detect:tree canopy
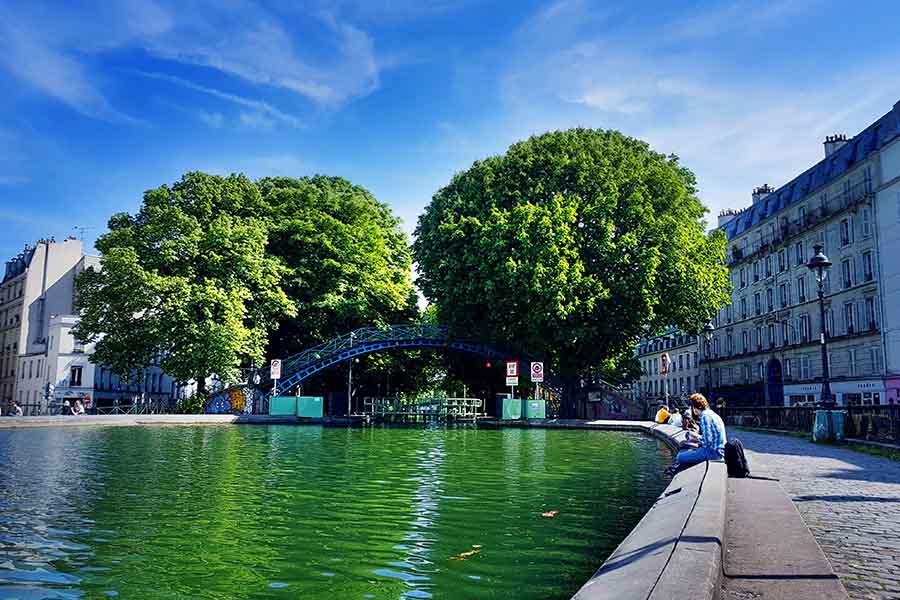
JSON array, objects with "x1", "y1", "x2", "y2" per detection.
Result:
[
  {"x1": 414, "y1": 128, "x2": 730, "y2": 384},
  {"x1": 258, "y1": 175, "x2": 417, "y2": 356},
  {"x1": 75, "y1": 172, "x2": 419, "y2": 394},
  {"x1": 75, "y1": 172, "x2": 294, "y2": 390}
]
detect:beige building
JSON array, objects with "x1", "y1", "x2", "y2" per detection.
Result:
[
  {"x1": 632, "y1": 328, "x2": 702, "y2": 410},
  {"x1": 706, "y1": 99, "x2": 900, "y2": 407}
]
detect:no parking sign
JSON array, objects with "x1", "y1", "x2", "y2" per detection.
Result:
[{"x1": 530, "y1": 362, "x2": 544, "y2": 382}]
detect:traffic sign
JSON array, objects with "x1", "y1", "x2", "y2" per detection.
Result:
[
  {"x1": 270, "y1": 359, "x2": 282, "y2": 380},
  {"x1": 506, "y1": 376, "x2": 519, "y2": 386},
  {"x1": 506, "y1": 361, "x2": 518, "y2": 377},
  {"x1": 530, "y1": 362, "x2": 544, "y2": 382}
]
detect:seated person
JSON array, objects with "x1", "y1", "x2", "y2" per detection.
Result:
[
  {"x1": 665, "y1": 393, "x2": 727, "y2": 475},
  {"x1": 654, "y1": 404, "x2": 670, "y2": 424},
  {"x1": 667, "y1": 410, "x2": 683, "y2": 428}
]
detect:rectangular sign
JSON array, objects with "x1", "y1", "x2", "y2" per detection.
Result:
[
  {"x1": 270, "y1": 359, "x2": 282, "y2": 380},
  {"x1": 506, "y1": 376, "x2": 519, "y2": 386},
  {"x1": 530, "y1": 362, "x2": 544, "y2": 382},
  {"x1": 506, "y1": 361, "x2": 518, "y2": 377}
]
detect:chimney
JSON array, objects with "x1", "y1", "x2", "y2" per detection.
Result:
[
  {"x1": 718, "y1": 208, "x2": 740, "y2": 228},
  {"x1": 751, "y1": 184, "x2": 774, "y2": 205},
  {"x1": 824, "y1": 134, "x2": 848, "y2": 158}
]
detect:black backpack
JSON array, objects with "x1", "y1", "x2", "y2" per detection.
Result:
[{"x1": 724, "y1": 438, "x2": 750, "y2": 478}]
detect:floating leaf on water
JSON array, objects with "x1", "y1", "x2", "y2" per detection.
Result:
[{"x1": 450, "y1": 549, "x2": 480, "y2": 561}]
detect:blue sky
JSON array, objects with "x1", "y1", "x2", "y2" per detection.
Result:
[{"x1": 1, "y1": 0, "x2": 899, "y2": 262}]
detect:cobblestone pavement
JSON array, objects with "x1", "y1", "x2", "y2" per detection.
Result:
[{"x1": 736, "y1": 430, "x2": 900, "y2": 600}]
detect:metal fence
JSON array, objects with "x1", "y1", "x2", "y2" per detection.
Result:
[{"x1": 724, "y1": 405, "x2": 900, "y2": 444}]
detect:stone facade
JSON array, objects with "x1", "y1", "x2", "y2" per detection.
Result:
[
  {"x1": 631, "y1": 328, "x2": 702, "y2": 410},
  {"x1": 705, "y1": 99, "x2": 900, "y2": 407}
]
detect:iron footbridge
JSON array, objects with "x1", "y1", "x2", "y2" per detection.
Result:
[{"x1": 257, "y1": 323, "x2": 527, "y2": 396}]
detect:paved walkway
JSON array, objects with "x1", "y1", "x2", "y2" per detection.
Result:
[{"x1": 736, "y1": 430, "x2": 900, "y2": 600}]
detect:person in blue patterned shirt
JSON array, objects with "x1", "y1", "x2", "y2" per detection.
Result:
[{"x1": 665, "y1": 393, "x2": 727, "y2": 476}]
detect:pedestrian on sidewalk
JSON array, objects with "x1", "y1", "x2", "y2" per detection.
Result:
[
  {"x1": 11, "y1": 401, "x2": 23, "y2": 417},
  {"x1": 665, "y1": 393, "x2": 727, "y2": 476}
]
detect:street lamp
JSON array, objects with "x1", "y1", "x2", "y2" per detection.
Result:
[
  {"x1": 806, "y1": 243, "x2": 834, "y2": 409},
  {"x1": 703, "y1": 321, "x2": 715, "y2": 401}
]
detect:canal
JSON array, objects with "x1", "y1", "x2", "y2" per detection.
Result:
[{"x1": 0, "y1": 426, "x2": 671, "y2": 599}]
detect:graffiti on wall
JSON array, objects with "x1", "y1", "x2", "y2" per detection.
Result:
[{"x1": 206, "y1": 386, "x2": 252, "y2": 414}]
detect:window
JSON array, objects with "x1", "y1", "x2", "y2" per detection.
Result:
[
  {"x1": 840, "y1": 218, "x2": 852, "y2": 246},
  {"x1": 795, "y1": 241, "x2": 805, "y2": 266},
  {"x1": 741, "y1": 298, "x2": 748, "y2": 320},
  {"x1": 797, "y1": 276, "x2": 807, "y2": 302},
  {"x1": 801, "y1": 355, "x2": 811, "y2": 379},
  {"x1": 726, "y1": 305, "x2": 733, "y2": 324},
  {"x1": 758, "y1": 362, "x2": 765, "y2": 381},
  {"x1": 727, "y1": 334, "x2": 734, "y2": 355},
  {"x1": 754, "y1": 293, "x2": 761, "y2": 315},
  {"x1": 779, "y1": 283, "x2": 789, "y2": 307},
  {"x1": 70, "y1": 366, "x2": 83, "y2": 387},
  {"x1": 765, "y1": 256, "x2": 773, "y2": 278},
  {"x1": 871, "y1": 348, "x2": 881, "y2": 373},
  {"x1": 766, "y1": 288, "x2": 774, "y2": 312},
  {"x1": 781, "y1": 321, "x2": 790, "y2": 345},
  {"x1": 740, "y1": 268, "x2": 746, "y2": 288},
  {"x1": 841, "y1": 259, "x2": 853, "y2": 289},
  {"x1": 755, "y1": 327, "x2": 762, "y2": 350},
  {"x1": 862, "y1": 207, "x2": 872, "y2": 237},
  {"x1": 785, "y1": 357, "x2": 794, "y2": 378},
  {"x1": 768, "y1": 323, "x2": 776, "y2": 348},
  {"x1": 849, "y1": 349, "x2": 857, "y2": 377},
  {"x1": 826, "y1": 308, "x2": 834, "y2": 337},
  {"x1": 865, "y1": 297, "x2": 876, "y2": 329},
  {"x1": 753, "y1": 261, "x2": 760, "y2": 282},
  {"x1": 742, "y1": 331, "x2": 750, "y2": 353},
  {"x1": 713, "y1": 338, "x2": 720, "y2": 356},
  {"x1": 863, "y1": 251, "x2": 873, "y2": 282},
  {"x1": 844, "y1": 302, "x2": 855, "y2": 335},
  {"x1": 798, "y1": 206, "x2": 807, "y2": 227},
  {"x1": 778, "y1": 250, "x2": 786, "y2": 272},
  {"x1": 800, "y1": 315, "x2": 811, "y2": 342},
  {"x1": 678, "y1": 354, "x2": 684, "y2": 370},
  {"x1": 28, "y1": 361, "x2": 32, "y2": 379}
]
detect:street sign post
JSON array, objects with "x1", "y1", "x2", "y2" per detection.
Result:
[
  {"x1": 660, "y1": 352, "x2": 670, "y2": 408},
  {"x1": 271, "y1": 359, "x2": 282, "y2": 395},
  {"x1": 505, "y1": 361, "x2": 519, "y2": 397},
  {"x1": 530, "y1": 362, "x2": 544, "y2": 382}
]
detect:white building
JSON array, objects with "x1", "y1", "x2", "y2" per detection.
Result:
[
  {"x1": 9, "y1": 243, "x2": 182, "y2": 414},
  {"x1": 706, "y1": 99, "x2": 900, "y2": 407},
  {"x1": 874, "y1": 101, "x2": 900, "y2": 404},
  {"x1": 2, "y1": 237, "x2": 84, "y2": 413}
]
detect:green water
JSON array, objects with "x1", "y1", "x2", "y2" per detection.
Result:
[{"x1": 0, "y1": 426, "x2": 671, "y2": 599}]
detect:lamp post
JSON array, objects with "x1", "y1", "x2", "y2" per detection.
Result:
[
  {"x1": 703, "y1": 321, "x2": 715, "y2": 402},
  {"x1": 806, "y1": 243, "x2": 834, "y2": 409}
]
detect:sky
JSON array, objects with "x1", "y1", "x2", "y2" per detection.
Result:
[{"x1": 1, "y1": 0, "x2": 900, "y2": 263}]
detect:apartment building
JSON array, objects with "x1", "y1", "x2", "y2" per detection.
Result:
[
  {"x1": 705, "y1": 99, "x2": 900, "y2": 407},
  {"x1": 1, "y1": 237, "x2": 84, "y2": 413},
  {"x1": 6, "y1": 240, "x2": 183, "y2": 414},
  {"x1": 632, "y1": 328, "x2": 702, "y2": 409}
]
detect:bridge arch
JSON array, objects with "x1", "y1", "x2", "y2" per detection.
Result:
[{"x1": 257, "y1": 324, "x2": 535, "y2": 396}]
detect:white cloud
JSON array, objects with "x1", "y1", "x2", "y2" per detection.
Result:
[
  {"x1": 0, "y1": 1, "x2": 381, "y2": 123},
  {"x1": 442, "y1": 0, "x2": 900, "y2": 223},
  {"x1": 137, "y1": 71, "x2": 303, "y2": 129},
  {"x1": 197, "y1": 110, "x2": 224, "y2": 128}
]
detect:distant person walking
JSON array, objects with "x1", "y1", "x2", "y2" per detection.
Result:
[{"x1": 665, "y1": 393, "x2": 726, "y2": 476}]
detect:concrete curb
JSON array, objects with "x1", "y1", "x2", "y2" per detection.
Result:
[{"x1": 569, "y1": 422, "x2": 726, "y2": 600}]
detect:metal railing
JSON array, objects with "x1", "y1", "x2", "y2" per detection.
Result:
[{"x1": 724, "y1": 405, "x2": 900, "y2": 444}]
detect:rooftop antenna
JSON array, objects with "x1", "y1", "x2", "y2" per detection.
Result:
[{"x1": 73, "y1": 226, "x2": 95, "y2": 241}]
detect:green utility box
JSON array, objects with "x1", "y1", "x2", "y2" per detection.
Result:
[
  {"x1": 296, "y1": 396, "x2": 324, "y2": 418},
  {"x1": 523, "y1": 399, "x2": 547, "y2": 419},
  {"x1": 497, "y1": 396, "x2": 522, "y2": 420},
  {"x1": 269, "y1": 396, "x2": 297, "y2": 416}
]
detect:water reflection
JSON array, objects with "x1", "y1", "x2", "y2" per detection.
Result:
[{"x1": 0, "y1": 426, "x2": 670, "y2": 600}]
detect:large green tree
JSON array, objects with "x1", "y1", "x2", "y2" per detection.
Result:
[
  {"x1": 414, "y1": 128, "x2": 730, "y2": 393},
  {"x1": 257, "y1": 175, "x2": 418, "y2": 356},
  {"x1": 75, "y1": 172, "x2": 295, "y2": 392}
]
